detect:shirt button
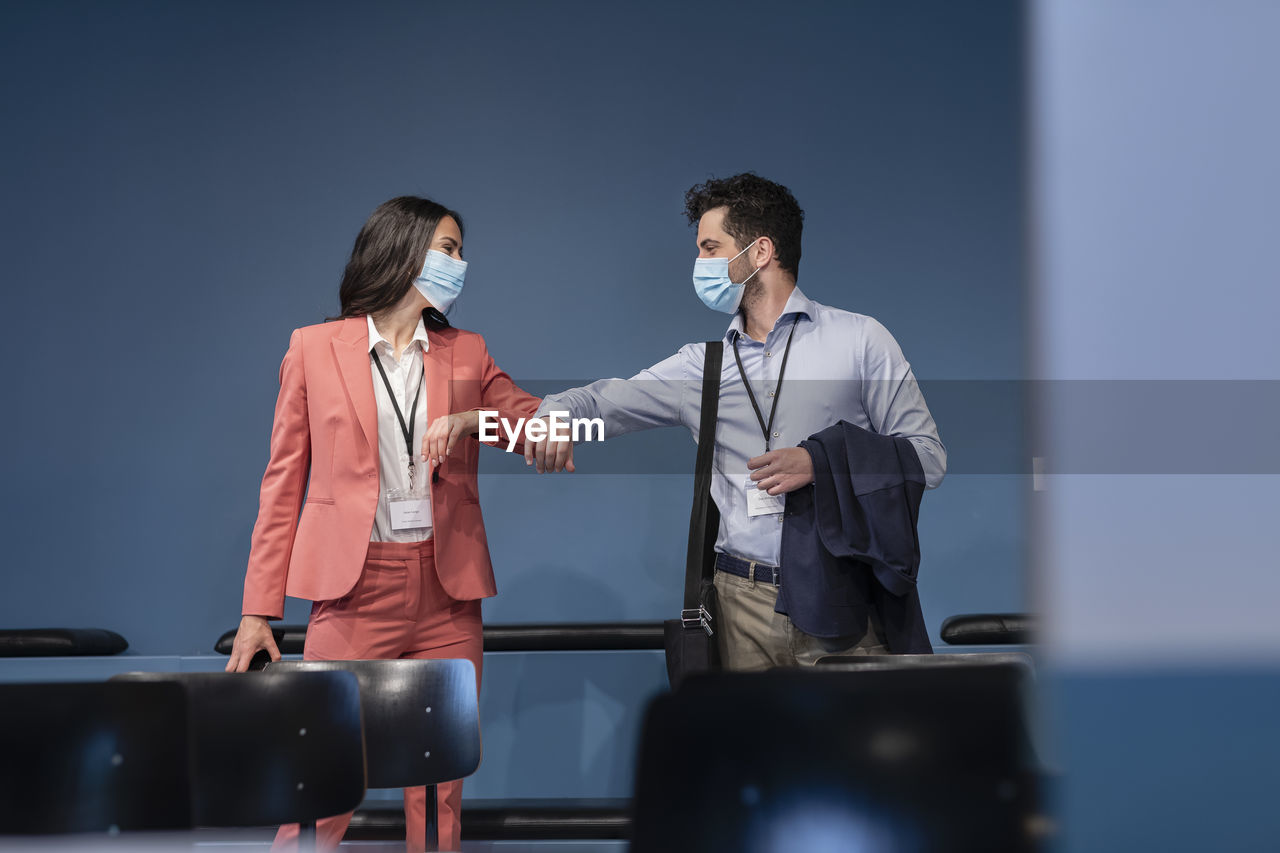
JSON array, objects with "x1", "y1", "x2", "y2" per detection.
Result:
[
  {"x1": 765, "y1": 351, "x2": 772, "y2": 357},
  {"x1": 768, "y1": 391, "x2": 776, "y2": 397},
  {"x1": 772, "y1": 432, "x2": 779, "y2": 438},
  {"x1": 778, "y1": 516, "x2": 784, "y2": 523}
]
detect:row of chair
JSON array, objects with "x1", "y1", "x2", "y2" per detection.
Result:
[
  {"x1": 1, "y1": 617, "x2": 1040, "y2": 849},
  {"x1": 208, "y1": 613, "x2": 1035, "y2": 658},
  {"x1": 0, "y1": 659, "x2": 478, "y2": 851},
  {"x1": 0, "y1": 613, "x2": 1035, "y2": 658}
]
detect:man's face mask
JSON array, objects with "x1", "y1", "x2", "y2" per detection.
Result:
[{"x1": 692, "y1": 238, "x2": 761, "y2": 313}]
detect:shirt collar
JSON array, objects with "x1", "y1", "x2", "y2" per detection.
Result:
[
  {"x1": 725, "y1": 286, "x2": 815, "y2": 343},
  {"x1": 367, "y1": 314, "x2": 431, "y2": 355}
]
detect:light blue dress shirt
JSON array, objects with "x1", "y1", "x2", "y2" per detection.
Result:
[{"x1": 537, "y1": 287, "x2": 946, "y2": 567}]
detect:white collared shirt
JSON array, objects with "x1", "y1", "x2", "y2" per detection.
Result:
[{"x1": 367, "y1": 314, "x2": 431, "y2": 542}]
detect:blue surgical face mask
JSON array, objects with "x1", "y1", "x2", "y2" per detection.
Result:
[
  {"x1": 692, "y1": 239, "x2": 761, "y2": 313},
  {"x1": 413, "y1": 249, "x2": 467, "y2": 313}
]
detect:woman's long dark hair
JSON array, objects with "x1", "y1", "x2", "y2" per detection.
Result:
[{"x1": 334, "y1": 196, "x2": 464, "y2": 327}]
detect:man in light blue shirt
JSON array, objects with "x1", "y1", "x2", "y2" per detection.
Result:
[{"x1": 526, "y1": 173, "x2": 946, "y2": 670}]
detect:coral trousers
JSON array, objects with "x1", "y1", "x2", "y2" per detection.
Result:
[{"x1": 272, "y1": 539, "x2": 483, "y2": 852}]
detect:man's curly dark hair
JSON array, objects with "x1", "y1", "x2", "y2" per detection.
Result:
[{"x1": 683, "y1": 172, "x2": 805, "y2": 276}]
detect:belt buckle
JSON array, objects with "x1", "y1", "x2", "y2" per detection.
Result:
[{"x1": 680, "y1": 606, "x2": 714, "y2": 637}]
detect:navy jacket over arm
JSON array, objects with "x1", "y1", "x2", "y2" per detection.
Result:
[{"x1": 778, "y1": 420, "x2": 933, "y2": 653}]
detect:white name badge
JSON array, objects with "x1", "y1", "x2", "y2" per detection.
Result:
[
  {"x1": 746, "y1": 480, "x2": 785, "y2": 517},
  {"x1": 388, "y1": 491, "x2": 432, "y2": 532}
]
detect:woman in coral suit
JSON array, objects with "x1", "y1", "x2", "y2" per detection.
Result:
[{"x1": 225, "y1": 196, "x2": 540, "y2": 851}]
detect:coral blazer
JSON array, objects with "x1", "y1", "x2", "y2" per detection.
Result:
[{"x1": 241, "y1": 316, "x2": 540, "y2": 619}]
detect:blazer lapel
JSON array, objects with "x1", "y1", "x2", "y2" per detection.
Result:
[
  {"x1": 424, "y1": 326, "x2": 453, "y2": 427},
  {"x1": 332, "y1": 318, "x2": 379, "y2": 458}
]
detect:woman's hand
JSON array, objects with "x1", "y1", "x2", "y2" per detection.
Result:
[
  {"x1": 224, "y1": 615, "x2": 282, "y2": 673},
  {"x1": 523, "y1": 416, "x2": 576, "y2": 473},
  {"x1": 423, "y1": 409, "x2": 481, "y2": 466}
]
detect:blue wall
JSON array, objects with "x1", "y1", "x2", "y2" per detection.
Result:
[{"x1": 0, "y1": 0, "x2": 1027, "y2": 655}]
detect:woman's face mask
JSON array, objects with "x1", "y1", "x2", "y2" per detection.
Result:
[{"x1": 414, "y1": 249, "x2": 468, "y2": 312}]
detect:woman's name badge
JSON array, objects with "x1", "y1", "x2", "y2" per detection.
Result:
[
  {"x1": 746, "y1": 478, "x2": 784, "y2": 517},
  {"x1": 387, "y1": 488, "x2": 432, "y2": 532}
]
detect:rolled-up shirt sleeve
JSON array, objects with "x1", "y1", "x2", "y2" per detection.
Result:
[{"x1": 859, "y1": 319, "x2": 947, "y2": 489}]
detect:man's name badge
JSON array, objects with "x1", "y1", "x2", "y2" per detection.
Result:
[{"x1": 746, "y1": 479, "x2": 784, "y2": 517}]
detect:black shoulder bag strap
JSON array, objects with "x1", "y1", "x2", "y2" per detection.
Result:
[
  {"x1": 683, "y1": 341, "x2": 723, "y2": 617},
  {"x1": 665, "y1": 340, "x2": 724, "y2": 686}
]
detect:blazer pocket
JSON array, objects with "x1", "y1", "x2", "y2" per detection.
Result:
[{"x1": 305, "y1": 496, "x2": 335, "y2": 505}]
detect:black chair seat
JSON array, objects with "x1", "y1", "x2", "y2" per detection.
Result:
[
  {"x1": 0, "y1": 628, "x2": 128, "y2": 657},
  {"x1": 214, "y1": 624, "x2": 309, "y2": 657},
  {"x1": 216, "y1": 623, "x2": 667, "y2": 657},
  {"x1": 482, "y1": 623, "x2": 664, "y2": 651},
  {"x1": 940, "y1": 612, "x2": 1036, "y2": 645}
]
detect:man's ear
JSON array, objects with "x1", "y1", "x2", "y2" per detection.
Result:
[{"x1": 753, "y1": 236, "x2": 777, "y2": 268}]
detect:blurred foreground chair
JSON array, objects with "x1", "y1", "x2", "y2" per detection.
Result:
[
  {"x1": 0, "y1": 681, "x2": 191, "y2": 835},
  {"x1": 268, "y1": 658, "x2": 480, "y2": 852},
  {"x1": 111, "y1": 670, "x2": 365, "y2": 850},
  {"x1": 632, "y1": 664, "x2": 1042, "y2": 853}
]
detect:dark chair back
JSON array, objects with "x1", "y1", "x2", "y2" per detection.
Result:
[
  {"x1": 0, "y1": 681, "x2": 191, "y2": 834},
  {"x1": 111, "y1": 670, "x2": 365, "y2": 828},
  {"x1": 266, "y1": 659, "x2": 480, "y2": 789},
  {"x1": 632, "y1": 665, "x2": 1041, "y2": 853},
  {"x1": 268, "y1": 658, "x2": 480, "y2": 852}
]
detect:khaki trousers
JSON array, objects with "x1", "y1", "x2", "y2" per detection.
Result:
[{"x1": 713, "y1": 568, "x2": 888, "y2": 671}]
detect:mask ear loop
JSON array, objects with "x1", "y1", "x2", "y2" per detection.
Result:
[{"x1": 730, "y1": 238, "x2": 764, "y2": 285}]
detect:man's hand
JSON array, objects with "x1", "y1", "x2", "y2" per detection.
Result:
[
  {"x1": 224, "y1": 615, "x2": 281, "y2": 673},
  {"x1": 523, "y1": 417, "x2": 576, "y2": 473},
  {"x1": 423, "y1": 410, "x2": 480, "y2": 466},
  {"x1": 748, "y1": 447, "x2": 814, "y2": 496}
]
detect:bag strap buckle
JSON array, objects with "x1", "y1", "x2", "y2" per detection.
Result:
[{"x1": 680, "y1": 606, "x2": 714, "y2": 637}]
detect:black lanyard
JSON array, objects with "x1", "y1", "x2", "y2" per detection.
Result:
[
  {"x1": 370, "y1": 349, "x2": 424, "y2": 482},
  {"x1": 732, "y1": 316, "x2": 799, "y2": 452}
]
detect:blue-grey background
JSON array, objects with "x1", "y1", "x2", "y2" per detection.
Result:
[
  {"x1": 0, "y1": 0, "x2": 1026, "y2": 653},
  {"x1": 1033, "y1": 2, "x2": 1280, "y2": 851},
  {"x1": 6, "y1": 2, "x2": 1278, "y2": 850},
  {"x1": 0, "y1": 0, "x2": 1031, "y2": 822}
]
